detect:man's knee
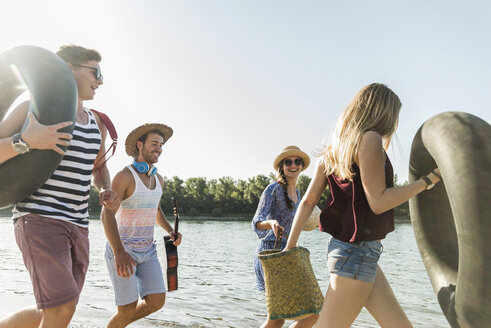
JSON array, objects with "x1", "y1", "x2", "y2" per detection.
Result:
[
  {"x1": 116, "y1": 302, "x2": 138, "y2": 319},
  {"x1": 145, "y1": 293, "x2": 166, "y2": 313},
  {"x1": 42, "y1": 301, "x2": 77, "y2": 324}
]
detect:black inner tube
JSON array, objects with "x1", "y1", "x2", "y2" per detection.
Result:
[
  {"x1": 0, "y1": 45, "x2": 77, "y2": 209},
  {"x1": 409, "y1": 111, "x2": 491, "y2": 328}
]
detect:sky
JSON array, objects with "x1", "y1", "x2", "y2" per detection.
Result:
[{"x1": 1, "y1": 0, "x2": 490, "y2": 182}]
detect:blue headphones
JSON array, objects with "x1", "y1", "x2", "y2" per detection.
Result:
[{"x1": 132, "y1": 160, "x2": 158, "y2": 177}]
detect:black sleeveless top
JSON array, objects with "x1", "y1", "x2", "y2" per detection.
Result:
[{"x1": 319, "y1": 156, "x2": 395, "y2": 242}]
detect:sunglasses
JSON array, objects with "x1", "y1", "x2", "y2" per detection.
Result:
[
  {"x1": 74, "y1": 64, "x2": 103, "y2": 81},
  {"x1": 284, "y1": 158, "x2": 303, "y2": 167}
]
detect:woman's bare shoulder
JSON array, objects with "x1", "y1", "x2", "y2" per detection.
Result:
[{"x1": 357, "y1": 131, "x2": 384, "y2": 164}]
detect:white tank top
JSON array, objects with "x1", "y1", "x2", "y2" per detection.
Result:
[{"x1": 115, "y1": 165, "x2": 162, "y2": 252}]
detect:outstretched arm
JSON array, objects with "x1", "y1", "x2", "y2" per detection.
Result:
[
  {"x1": 92, "y1": 112, "x2": 119, "y2": 210},
  {"x1": 101, "y1": 169, "x2": 135, "y2": 278},
  {"x1": 357, "y1": 131, "x2": 441, "y2": 214},
  {"x1": 285, "y1": 160, "x2": 328, "y2": 250}
]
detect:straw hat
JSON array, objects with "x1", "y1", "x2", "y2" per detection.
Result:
[
  {"x1": 273, "y1": 145, "x2": 310, "y2": 172},
  {"x1": 125, "y1": 123, "x2": 173, "y2": 157}
]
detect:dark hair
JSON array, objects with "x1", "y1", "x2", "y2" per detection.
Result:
[
  {"x1": 138, "y1": 130, "x2": 165, "y2": 144},
  {"x1": 135, "y1": 130, "x2": 166, "y2": 158},
  {"x1": 56, "y1": 44, "x2": 101, "y2": 65},
  {"x1": 277, "y1": 160, "x2": 294, "y2": 210}
]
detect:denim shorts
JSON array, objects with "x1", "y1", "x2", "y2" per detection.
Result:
[
  {"x1": 327, "y1": 237, "x2": 383, "y2": 283},
  {"x1": 105, "y1": 242, "x2": 166, "y2": 306}
]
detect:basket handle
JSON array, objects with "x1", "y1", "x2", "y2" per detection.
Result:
[{"x1": 273, "y1": 230, "x2": 288, "y2": 249}]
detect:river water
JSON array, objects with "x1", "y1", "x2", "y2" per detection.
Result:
[{"x1": 0, "y1": 218, "x2": 448, "y2": 327}]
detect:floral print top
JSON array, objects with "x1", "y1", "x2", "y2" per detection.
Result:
[{"x1": 252, "y1": 181, "x2": 300, "y2": 290}]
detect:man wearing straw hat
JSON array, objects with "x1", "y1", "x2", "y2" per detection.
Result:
[{"x1": 101, "y1": 123, "x2": 182, "y2": 328}]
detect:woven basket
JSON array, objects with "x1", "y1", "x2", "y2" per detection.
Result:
[
  {"x1": 303, "y1": 206, "x2": 321, "y2": 231},
  {"x1": 258, "y1": 246, "x2": 324, "y2": 320}
]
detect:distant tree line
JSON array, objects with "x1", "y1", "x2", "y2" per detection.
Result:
[{"x1": 89, "y1": 174, "x2": 410, "y2": 221}]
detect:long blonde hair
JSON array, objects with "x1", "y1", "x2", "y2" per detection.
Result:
[{"x1": 322, "y1": 83, "x2": 401, "y2": 180}]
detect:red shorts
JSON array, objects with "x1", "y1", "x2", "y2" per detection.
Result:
[{"x1": 14, "y1": 214, "x2": 89, "y2": 309}]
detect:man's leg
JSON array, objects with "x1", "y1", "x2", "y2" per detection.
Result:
[
  {"x1": 12, "y1": 215, "x2": 89, "y2": 327},
  {"x1": 0, "y1": 299, "x2": 78, "y2": 328},
  {"x1": 130, "y1": 244, "x2": 167, "y2": 323},
  {"x1": 0, "y1": 306, "x2": 42, "y2": 328},
  {"x1": 127, "y1": 293, "x2": 166, "y2": 323},
  {"x1": 106, "y1": 244, "x2": 166, "y2": 328},
  {"x1": 107, "y1": 293, "x2": 165, "y2": 328},
  {"x1": 40, "y1": 300, "x2": 77, "y2": 328},
  {"x1": 107, "y1": 301, "x2": 138, "y2": 328}
]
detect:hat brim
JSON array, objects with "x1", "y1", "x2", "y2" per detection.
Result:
[
  {"x1": 125, "y1": 123, "x2": 173, "y2": 157},
  {"x1": 273, "y1": 149, "x2": 310, "y2": 172}
]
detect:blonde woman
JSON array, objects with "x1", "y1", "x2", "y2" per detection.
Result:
[
  {"x1": 252, "y1": 146, "x2": 318, "y2": 328},
  {"x1": 284, "y1": 83, "x2": 441, "y2": 327}
]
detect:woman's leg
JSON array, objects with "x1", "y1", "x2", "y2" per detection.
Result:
[
  {"x1": 314, "y1": 274, "x2": 373, "y2": 328},
  {"x1": 260, "y1": 317, "x2": 285, "y2": 328},
  {"x1": 290, "y1": 314, "x2": 319, "y2": 327},
  {"x1": 364, "y1": 266, "x2": 413, "y2": 328}
]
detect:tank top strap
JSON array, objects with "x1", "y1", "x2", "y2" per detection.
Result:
[
  {"x1": 126, "y1": 165, "x2": 161, "y2": 191},
  {"x1": 126, "y1": 165, "x2": 145, "y2": 189},
  {"x1": 154, "y1": 173, "x2": 162, "y2": 191}
]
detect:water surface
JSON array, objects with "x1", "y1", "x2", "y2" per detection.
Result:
[{"x1": 0, "y1": 218, "x2": 448, "y2": 327}]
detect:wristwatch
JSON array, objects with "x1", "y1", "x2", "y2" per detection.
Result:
[
  {"x1": 11, "y1": 133, "x2": 30, "y2": 154},
  {"x1": 420, "y1": 175, "x2": 434, "y2": 190}
]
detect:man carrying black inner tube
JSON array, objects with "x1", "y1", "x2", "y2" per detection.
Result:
[
  {"x1": 0, "y1": 112, "x2": 73, "y2": 164},
  {"x1": 0, "y1": 45, "x2": 119, "y2": 328}
]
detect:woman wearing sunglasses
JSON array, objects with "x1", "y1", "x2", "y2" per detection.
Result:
[
  {"x1": 252, "y1": 145, "x2": 318, "y2": 328},
  {"x1": 284, "y1": 83, "x2": 442, "y2": 327}
]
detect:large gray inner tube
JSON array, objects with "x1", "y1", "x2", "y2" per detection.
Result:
[
  {"x1": 409, "y1": 111, "x2": 490, "y2": 328},
  {"x1": 0, "y1": 45, "x2": 77, "y2": 209}
]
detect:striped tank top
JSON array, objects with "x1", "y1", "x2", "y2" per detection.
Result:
[
  {"x1": 116, "y1": 166, "x2": 162, "y2": 252},
  {"x1": 13, "y1": 108, "x2": 101, "y2": 227}
]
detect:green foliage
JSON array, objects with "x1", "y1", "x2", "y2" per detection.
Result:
[
  {"x1": 87, "y1": 172, "x2": 409, "y2": 220},
  {"x1": 159, "y1": 174, "x2": 276, "y2": 216},
  {"x1": 393, "y1": 175, "x2": 410, "y2": 221},
  {"x1": 296, "y1": 175, "x2": 331, "y2": 209},
  {"x1": 0, "y1": 206, "x2": 13, "y2": 217},
  {"x1": 88, "y1": 185, "x2": 102, "y2": 217},
  {"x1": 88, "y1": 173, "x2": 333, "y2": 217},
  {"x1": 187, "y1": 207, "x2": 200, "y2": 217},
  {"x1": 211, "y1": 207, "x2": 223, "y2": 217}
]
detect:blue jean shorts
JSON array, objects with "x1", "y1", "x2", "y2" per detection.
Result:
[
  {"x1": 327, "y1": 237, "x2": 383, "y2": 283},
  {"x1": 105, "y1": 242, "x2": 166, "y2": 306}
]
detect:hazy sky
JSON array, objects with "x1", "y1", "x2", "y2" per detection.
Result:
[{"x1": 2, "y1": 0, "x2": 490, "y2": 182}]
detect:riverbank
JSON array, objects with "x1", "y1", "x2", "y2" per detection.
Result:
[
  {"x1": 87, "y1": 215, "x2": 252, "y2": 221},
  {"x1": 2, "y1": 208, "x2": 410, "y2": 223},
  {"x1": 89, "y1": 215, "x2": 410, "y2": 223}
]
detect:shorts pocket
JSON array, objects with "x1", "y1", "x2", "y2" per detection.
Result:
[
  {"x1": 364, "y1": 245, "x2": 381, "y2": 264},
  {"x1": 327, "y1": 245, "x2": 352, "y2": 273},
  {"x1": 105, "y1": 243, "x2": 114, "y2": 260}
]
